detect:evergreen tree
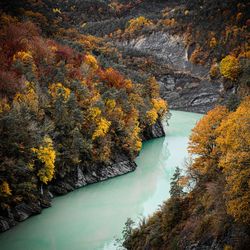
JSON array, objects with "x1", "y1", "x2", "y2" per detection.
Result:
[{"x1": 170, "y1": 166, "x2": 184, "y2": 198}]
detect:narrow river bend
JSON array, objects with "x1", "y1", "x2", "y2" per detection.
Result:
[{"x1": 0, "y1": 110, "x2": 202, "y2": 250}]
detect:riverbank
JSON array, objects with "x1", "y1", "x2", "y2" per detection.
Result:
[
  {"x1": 0, "y1": 119, "x2": 165, "y2": 233},
  {"x1": 0, "y1": 110, "x2": 202, "y2": 250}
]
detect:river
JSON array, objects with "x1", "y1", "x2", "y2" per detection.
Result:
[{"x1": 0, "y1": 110, "x2": 202, "y2": 250}]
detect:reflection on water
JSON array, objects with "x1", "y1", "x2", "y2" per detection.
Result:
[{"x1": 0, "y1": 111, "x2": 202, "y2": 250}]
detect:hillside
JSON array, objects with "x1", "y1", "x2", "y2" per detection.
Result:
[
  {"x1": 122, "y1": 97, "x2": 250, "y2": 250},
  {"x1": 0, "y1": 0, "x2": 249, "y2": 248},
  {"x1": 0, "y1": 0, "x2": 169, "y2": 231},
  {"x1": 1, "y1": 0, "x2": 249, "y2": 113}
]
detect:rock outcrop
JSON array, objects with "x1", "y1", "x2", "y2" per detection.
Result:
[
  {"x1": 75, "y1": 158, "x2": 137, "y2": 188},
  {"x1": 142, "y1": 118, "x2": 165, "y2": 141},
  {"x1": 51, "y1": 154, "x2": 137, "y2": 195},
  {"x1": 159, "y1": 72, "x2": 224, "y2": 113},
  {"x1": 118, "y1": 32, "x2": 233, "y2": 113},
  {"x1": 0, "y1": 203, "x2": 42, "y2": 232},
  {"x1": 0, "y1": 154, "x2": 137, "y2": 232}
]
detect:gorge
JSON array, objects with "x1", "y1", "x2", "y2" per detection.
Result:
[
  {"x1": 0, "y1": 0, "x2": 249, "y2": 249},
  {"x1": 0, "y1": 110, "x2": 202, "y2": 250}
]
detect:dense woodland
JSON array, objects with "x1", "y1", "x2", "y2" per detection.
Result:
[
  {"x1": 0, "y1": 0, "x2": 250, "y2": 249},
  {"x1": 0, "y1": 0, "x2": 169, "y2": 227}
]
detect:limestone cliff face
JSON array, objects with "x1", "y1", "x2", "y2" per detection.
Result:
[
  {"x1": 118, "y1": 32, "x2": 234, "y2": 113},
  {"x1": 159, "y1": 73, "x2": 222, "y2": 113}
]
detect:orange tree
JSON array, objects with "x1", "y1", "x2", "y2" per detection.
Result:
[{"x1": 216, "y1": 97, "x2": 250, "y2": 224}]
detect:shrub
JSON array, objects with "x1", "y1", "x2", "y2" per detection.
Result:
[
  {"x1": 190, "y1": 47, "x2": 208, "y2": 65},
  {"x1": 209, "y1": 63, "x2": 220, "y2": 78},
  {"x1": 126, "y1": 16, "x2": 153, "y2": 33}
]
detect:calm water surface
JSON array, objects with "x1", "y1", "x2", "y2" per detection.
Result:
[{"x1": 0, "y1": 110, "x2": 202, "y2": 250}]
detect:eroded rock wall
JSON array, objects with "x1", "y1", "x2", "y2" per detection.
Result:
[{"x1": 118, "y1": 32, "x2": 233, "y2": 113}]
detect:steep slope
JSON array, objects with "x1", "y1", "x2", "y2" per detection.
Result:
[
  {"x1": 0, "y1": 0, "x2": 249, "y2": 238},
  {"x1": 122, "y1": 97, "x2": 250, "y2": 250},
  {"x1": 1, "y1": 0, "x2": 248, "y2": 113},
  {"x1": 111, "y1": 0, "x2": 249, "y2": 113},
  {"x1": 0, "y1": 1, "x2": 168, "y2": 232},
  {"x1": 117, "y1": 32, "x2": 224, "y2": 113}
]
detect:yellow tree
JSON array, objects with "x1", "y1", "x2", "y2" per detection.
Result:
[
  {"x1": 216, "y1": 97, "x2": 250, "y2": 224},
  {"x1": 13, "y1": 81, "x2": 39, "y2": 112},
  {"x1": 105, "y1": 99, "x2": 116, "y2": 110},
  {"x1": 84, "y1": 53, "x2": 99, "y2": 71},
  {"x1": 188, "y1": 106, "x2": 229, "y2": 177},
  {"x1": 152, "y1": 98, "x2": 168, "y2": 118},
  {"x1": 220, "y1": 55, "x2": 240, "y2": 81},
  {"x1": 92, "y1": 117, "x2": 111, "y2": 140},
  {"x1": 49, "y1": 82, "x2": 71, "y2": 102},
  {"x1": 0, "y1": 181, "x2": 12, "y2": 196},
  {"x1": 84, "y1": 106, "x2": 111, "y2": 141},
  {"x1": 13, "y1": 50, "x2": 33, "y2": 63},
  {"x1": 146, "y1": 108, "x2": 158, "y2": 125},
  {"x1": 13, "y1": 50, "x2": 36, "y2": 73},
  {"x1": 146, "y1": 98, "x2": 168, "y2": 126},
  {"x1": 32, "y1": 136, "x2": 56, "y2": 184},
  {"x1": 123, "y1": 108, "x2": 142, "y2": 154},
  {"x1": 126, "y1": 16, "x2": 153, "y2": 33}
]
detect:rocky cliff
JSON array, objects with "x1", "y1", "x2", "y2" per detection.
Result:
[
  {"x1": 142, "y1": 118, "x2": 166, "y2": 141},
  {"x1": 118, "y1": 32, "x2": 234, "y2": 113}
]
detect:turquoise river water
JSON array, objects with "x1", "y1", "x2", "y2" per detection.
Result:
[{"x1": 0, "y1": 110, "x2": 202, "y2": 250}]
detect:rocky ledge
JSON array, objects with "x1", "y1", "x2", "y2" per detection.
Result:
[
  {"x1": 0, "y1": 121, "x2": 165, "y2": 233},
  {"x1": 142, "y1": 118, "x2": 165, "y2": 141},
  {"x1": 159, "y1": 72, "x2": 226, "y2": 114},
  {"x1": 51, "y1": 154, "x2": 137, "y2": 195},
  {"x1": 0, "y1": 155, "x2": 137, "y2": 232}
]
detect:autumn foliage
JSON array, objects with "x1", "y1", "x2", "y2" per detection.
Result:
[
  {"x1": 126, "y1": 16, "x2": 153, "y2": 33},
  {"x1": 98, "y1": 67, "x2": 132, "y2": 90},
  {"x1": 0, "y1": 16, "x2": 168, "y2": 215},
  {"x1": 216, "y1": 97, "x2": 250, "y2": 223},
  {"x1": 188, "y1": 99, "x2": 250, "y2": 224},
  {"x1": 124, "y1": 98, "x2": 250, "y2": 250},
  {"x1": 32, "y1": 136, "x2": 56, "y2": 184},
  {"x1": 188, "y1": 106, "x2": 229, "y2": 176},
  {"x1": 220, "y1": 55, "x2": 241, "y2": 81}
]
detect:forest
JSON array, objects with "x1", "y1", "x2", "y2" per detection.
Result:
[
  {"x1": 0, "y1": 0, "x2": 168, "y2": 231},
  {"x1": 0, "y1": 0, "x2": 249, "y2": 249}
]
